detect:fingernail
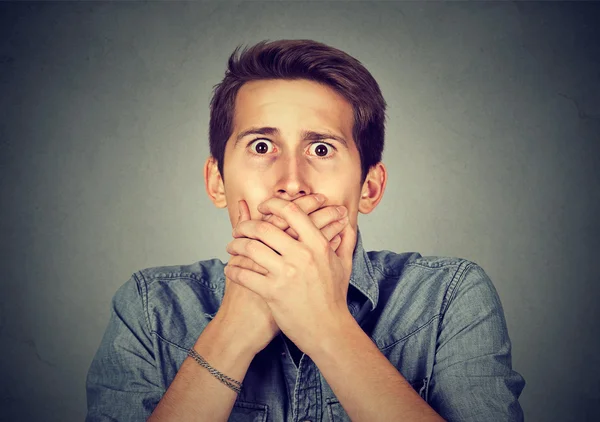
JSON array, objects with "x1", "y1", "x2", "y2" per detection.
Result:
[
  {"x1": 316, "y1": 194, "x2": 325, "y2": 202},
  {"x1": 336, "y1": 206, "x2": 347, "y2": 217}
]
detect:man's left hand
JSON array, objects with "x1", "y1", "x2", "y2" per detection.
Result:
[{"x1": 224, "y1": 197, "x2": 357, "y2": 355}]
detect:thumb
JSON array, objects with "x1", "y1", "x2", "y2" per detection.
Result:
[
  {"x1": 237, "y1": 199, "x2": 250, "y2": 224},
  {"x1": 336, "y1": 223, "x2": 357, "y2": 272}
]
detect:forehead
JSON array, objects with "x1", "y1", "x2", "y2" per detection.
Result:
[{"x1": 232, "y1": 79, "x2": 355, "y2": 136}]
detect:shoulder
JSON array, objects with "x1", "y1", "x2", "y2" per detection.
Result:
[
  {"x1": 136, "y1": 258, "x2": 226, "y2": 290},
  {"x1": 368, "y1": 250, "x2": 496, "y2": 314},
  {"x1": 368, "y1": 250, "x2": 470, "y2": 274},
  {"x1": 136, "y1": 258, "x2": 225, "y2": 311},
  {"x1": 368, "y1": 249, "x2": 478, "y2": 282},
  {"x1": 112, "y1": 258, "x2": 226, "y2": 347}
]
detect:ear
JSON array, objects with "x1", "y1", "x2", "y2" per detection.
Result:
[
  {"x1": 204, "y1": 156, "x2": 227, "y2": 208},
  {"x1": 358, "y1": 162, "x2": 387, "y2": 215}
]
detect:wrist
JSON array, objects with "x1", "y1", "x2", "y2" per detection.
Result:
[
  {"x1": 195, "y1": 316, "x2": 258, "y2": 365},
  {"x1": 306, "y1": 308, "x2": 359, "y2": 358}
]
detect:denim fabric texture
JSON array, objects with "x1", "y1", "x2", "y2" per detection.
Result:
[{"x1": 86, "y1": 226, "x2": 526, "y2": 421}]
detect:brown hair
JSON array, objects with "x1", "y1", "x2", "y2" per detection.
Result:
[{"x1": 209, "y1": 39, "x2": 387, "y2": 186}]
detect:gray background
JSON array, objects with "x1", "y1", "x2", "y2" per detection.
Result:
[{"x1": 1, "y1": 1, "x2": 599, "y2": 421}]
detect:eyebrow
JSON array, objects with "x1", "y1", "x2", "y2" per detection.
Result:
[{"x1": 233, "y1": 126, "x2": 349, "y2": 150}]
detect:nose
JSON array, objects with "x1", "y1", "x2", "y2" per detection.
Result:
[{"x1": 275, "y1": 155, "x2": 311, "y2": 200}]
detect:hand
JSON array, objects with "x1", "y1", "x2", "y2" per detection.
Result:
[
  {"x1": 217, "y1": 194, "x2": 347, "y2": 353},
  {"x1": 214, "y1": 199, "x2": 279, "y2": 356},
  {"x1": 261, "y1": 194, "x2": 347, "y2": 252},
  {"x1": 224, "y1": 197, "x2": 357, "y2": 356},
  {"x1": 233, "y1": 194, "x2": 348, "y2": 275}
]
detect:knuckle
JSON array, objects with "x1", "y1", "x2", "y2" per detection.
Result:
[
  {"x1": 238, "y1": 256, "x2": 251, "y2": 267},
  {"x1": 255, "y1": 263, "x2": 268, "y2": 275},
  {"x1": 292, "y1": 196, "x2": 314, "y2": 213},
  {"x1": 284, "y1": 201, "x2": 300, "y2": 214},
  {"x1": 232, "y1": 255, "x2": 266, "y2": 275},
  {"x1": 263, "y1": 288, "x2": 275, "y2": 302},
  {"x1": 243, "y1": 239, "x2": 258, "y2": 254},
  {"x1": 257, "y1": 221, "x2": 272, "y2": 234},
  {"x1": 298, "y1": 246, "x2": 313, "y2": 262},
  {"x1": 283, "y1": 263, "x2": 298, "y2": 278},
  {"x1": 319, "y1": 237, "x2": 331, "y2": 253},
  {"x1": 236, "y1": 268, "x2": 248, "y2": 283},
  {"x1": 271, "y1": 215, "x2": 287, "y2": 228}
]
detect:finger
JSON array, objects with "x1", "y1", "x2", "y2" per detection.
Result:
[
  {"x1": 261, "y1": 193, "x2": 326, "y2": 218},
  {"x1": 283, "y1": 204, "x2": 346, "y2": 240},
  {"x1": 229, "y1": 200, "x2": 271, "y2": 276},
  {"x1": 304, "y1": 205, "x2": 347, "y2": 232},
  {"x1": 224, "y1": 265, "x2": 271, "y2": 300},
  {"x1": 226, "y1": 200, "x2": 252, "y2": 281},
  {"x1": 230, "y1": 199, "x2": 250, "y2": 254},
  {"x1": 320, "y1": 215, "x2": 350, "y2": 241},
  {"x1": 264, "y1": 214, "x2": 297, "y2": 237},
  {"x1": 293, "y1": 193, "x2": 327, "y2": 213},
  {"x1": 249, "y1": 213, "x2": 302, "y2": 241},
  {"x1": 335, "y1": 221, "x2": 358, "y2": 270},
  {"x1": 257, "y1": 198, "x2": 325, "y2": 249},
  {"x1": 238, "y1": 199, "x2": 251, "y2": 224},
  {"x1": 330, "y1": 234, "x2": 342, "y2": 252},
  {"x1": 227, "y1": 255, "x2": 269, "y2": 276},
  {"x1": 226, "y1": 233, "x2": 285, "y2": 273},
  {"x1": 262, "y1": 195, "x2": 340, "y2": 241},
  {"x1": 275, "y1": 210, "x2": 346, "y2": 241},
  {"x1": 260, "y1": 193, "x2": 325, "y2": 228},
  {"x1": 284, "y1": 226, "x2": 300, "y2": 240}
]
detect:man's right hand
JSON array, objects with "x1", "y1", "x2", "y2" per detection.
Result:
[{"x1": 215, "y1": 194, "x2": 349, "y2": 356}]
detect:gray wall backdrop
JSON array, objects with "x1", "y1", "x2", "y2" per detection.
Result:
[{"x1": 1, "y1": 1, "x2": 599, "y2": 421}]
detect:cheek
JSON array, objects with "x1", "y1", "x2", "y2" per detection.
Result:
[
  {"x1": 229, "y1": 184, "x2": 273, "y2": 220},
  {"x1": 320, "y1": 184, "x2": 358, "y2": 205}
]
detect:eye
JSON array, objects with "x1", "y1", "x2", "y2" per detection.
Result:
[
  {"x1": 248, "y1": 139, "x2": 276, "y2": 155},
  {"x1": 247, "y1": 139, "x2": 336, "y2": 160},
  {"x1": 307, "y1": 142, "x2": 336, "y2": 159}
]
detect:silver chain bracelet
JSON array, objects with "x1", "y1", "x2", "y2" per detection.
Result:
[{"x1": 187, "y1": 348, "x2": 243, "y2": 394}]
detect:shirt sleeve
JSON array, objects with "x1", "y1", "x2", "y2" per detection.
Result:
[
  {"x1": 86, "y1": 274, "x2": 164, "y2": 421},
  {"x1": 428, "y1": 263, "x2": 526, "y2": 422}
]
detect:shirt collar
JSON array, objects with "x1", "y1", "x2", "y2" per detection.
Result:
[{"x1": 348, "y1": 225, "x2": 379, "y2": 312}]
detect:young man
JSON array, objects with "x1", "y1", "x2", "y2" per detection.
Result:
[{"x1": 86, "y1": 40, "x2": 525, "y2": 421}]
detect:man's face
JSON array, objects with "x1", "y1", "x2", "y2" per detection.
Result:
[{"x1": 218, "y1": 78, "x2": 367, "y2": 229}]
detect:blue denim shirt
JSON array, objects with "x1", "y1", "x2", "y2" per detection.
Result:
[{"x1": 86, "y1": 226, "x2": 525, "y2": 421}]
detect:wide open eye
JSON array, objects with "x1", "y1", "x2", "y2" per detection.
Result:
[
  {"x1": 307, "y1": 142, "x2": 336, "y2": 159},
  {"x1": 248, "y1": 139, "x2": 275, "y2": 155},
  {"x1": 247, "y1": 139, "x2": 336, "y2": 160}
]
